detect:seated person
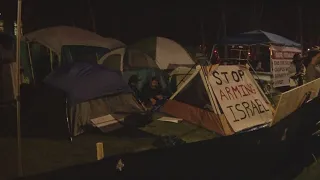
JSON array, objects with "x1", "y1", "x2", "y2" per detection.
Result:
[
  {"x1": 255, "y1": 61, "x2": 264, "y2": 71},
  {"x1": 141, "y1": 77, "x2": 165, "y2": 107},
  {"x1": 128, "y1": 75, "x2": 142, "y2": 101}
]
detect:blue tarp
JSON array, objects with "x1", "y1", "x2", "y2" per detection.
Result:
[
  {"x1": 44, "y1": 62, "x2": 132, "y2": 104},
  {"x1": 220, "y1": 30, "x2": 301, "y2": 47}
]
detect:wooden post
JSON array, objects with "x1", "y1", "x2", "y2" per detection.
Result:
[
  {"x1": 96, "y1": 142, "x2": 104, "y2": 160},
  {"x1": 16, "y1": 0, "x2": 23, "y2": 177}
]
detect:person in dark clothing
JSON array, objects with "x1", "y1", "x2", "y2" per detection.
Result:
[
  {"x1": 290, "y1": 53, "x2": 305, "y2": 86},
  {"x1": 306, "y1": 52, "x2": 320, "y2": 82},
  {"x1": 141, "y1": 77, "x2": 164, "y2": 106},
  {"x1": 128, "y1": 75, "x2": 141, "y2": 100}
]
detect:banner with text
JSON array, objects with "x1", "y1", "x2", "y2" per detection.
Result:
[
  {"x1": 270, "y1": 45, "x2": 301, "y2": 87},
  {"x1": 208, "y1": 65, "x2": 273, "y2": 132},
  {"x1": 272, "y1": 59, "x2": 292, "y2": 87}
]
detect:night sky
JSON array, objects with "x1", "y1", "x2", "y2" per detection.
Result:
[{"x1": 0, "y1": 0, "x2": 319, "y2": 47}]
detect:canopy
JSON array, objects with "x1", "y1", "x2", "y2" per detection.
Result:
[
  {"x1": 44, "y1": 62, "x2": 132, "y2": 104},
  {"x1": 24, "y1": 26, "x2": 125, "y2": 54},
  {"x1": 220, "y1": 30, "x2": 301, "y2": 47}
]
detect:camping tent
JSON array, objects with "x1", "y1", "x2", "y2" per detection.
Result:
[
  {"x1": 28, "y1": 63, "x2": 145, "y2": 137},
  {"x1": 0, "y1": 33, "x2": 16, "y2": 104},
  {"x1": 161, "y1": 65, "x2": 273, "y2": 135},
  {"x1": 23, "y1": 26, "x2": 125, "y2": 55},
  {"x1": 98, "y1": 47, "x2": 168, "y2": 91},
  {"x1": 21, "y1": 26, "x2": 125, "y2": 84},
  {"x1": 131, "y1": 37, "x2": 195, "y2": 70},
  {"x1": 98, "y1": 47, "x2": 158, "y2": 71},
  {"x1": 168, "y1": 66, "x2": 196, "y2": 93}
]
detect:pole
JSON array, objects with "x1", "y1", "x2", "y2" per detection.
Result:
[
  {"x1": 298, "y1": 5, "x2": 303, "y2": 51},
  {"x1": 88, "y1": 0, "x2": 96, "y2": 32},
  {"x1": 200, "y1": 20, "x2": 205, "y2": 46},
  {"x1": 221, "y1": 5, "x2": 228, "y2": 59},
  {"x1": 16, "y1": 0, "x2": 23, "y2": 177}
]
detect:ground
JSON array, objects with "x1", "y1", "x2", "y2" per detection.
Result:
[
  {"x1": 295, "y1": 161, "x2": 320, "y2": 180},
  {"x1": 0, "y1": 119, "x2": 216, "y2": 179},
  {"x1": 1, "y1": 113, "x2": 319, "y2": 179}
]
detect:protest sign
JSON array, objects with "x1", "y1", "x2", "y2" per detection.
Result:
[
  {"x1": 270, "y1": 45, "x2": 301, "y2": 87},
  {"x1": 208, "y1": 65, "x2": 273, "y2": 132},
  {"x1": 272, "y1": 59, "x2": 292, "y2": 87}
]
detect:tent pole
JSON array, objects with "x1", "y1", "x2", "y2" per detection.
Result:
[
  {"x1": 16, "y1": 0, "x2": 23, "y2": 177},
  {"x1": 26, "y1": 42, "x2": 35, "y2": 84}
]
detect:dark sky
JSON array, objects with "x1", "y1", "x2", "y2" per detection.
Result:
[{"x1": 0, "y1": 0, "x2": 319, "y2": 47}]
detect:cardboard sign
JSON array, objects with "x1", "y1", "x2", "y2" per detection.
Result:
[
  {"x1": 272, "y1": 59, "x2": 292, "y2": 87},
  {"x1": 208, "y1": 65, "x2": 273, "y2": 132},
  {"x1": 272, "y1": 78, "x2": 320, "y2": 125}
]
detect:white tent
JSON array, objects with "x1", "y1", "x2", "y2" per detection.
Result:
[
  {"x1": 24, "y1": 26, "x2": 125, "y2": 55},
  {"x1": 98, "y1": 47, "x2": 158, "y2": 71},
  {"x1": 131, "y1": 37, "x2": 195, "y2": 70},
  {"x1": 98, "y1": 47, "x2": 166, "y2": 90},
  {"x1": 162, "y1": 65, "x2": 274, "y2": 135}
]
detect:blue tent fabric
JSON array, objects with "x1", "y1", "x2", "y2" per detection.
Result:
[
  {"x1": 220, "y1": 30, "x2": 301, "y2": 47},
  {"x1": 44, "y1": 62, "x2": 132, "y2": 104}
]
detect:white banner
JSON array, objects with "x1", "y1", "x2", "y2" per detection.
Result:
[
  {"x1": 208, "y1": 65, "x2": 273, "y2": 132},
  {"x1": 270, "y1": 45, "x2": 301, "y2": 87},
  {"x1": 272, "y1": 59, "x2": 292, "y2": 87}
]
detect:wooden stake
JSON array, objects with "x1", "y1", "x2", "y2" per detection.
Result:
[{"x1": 96, "y1": 142, "x2": 104, "y2": 160}]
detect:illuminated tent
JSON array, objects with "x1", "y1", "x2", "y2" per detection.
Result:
[
  {"x1": 98, "y1": 47, "x2": 168, "y2": 93},
  {"x1": 131, "y1": 37, "x2": 195, "y2": 70},
  {"x1": 24, "y1": 26, "x2": 125, "y2": 55}
]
